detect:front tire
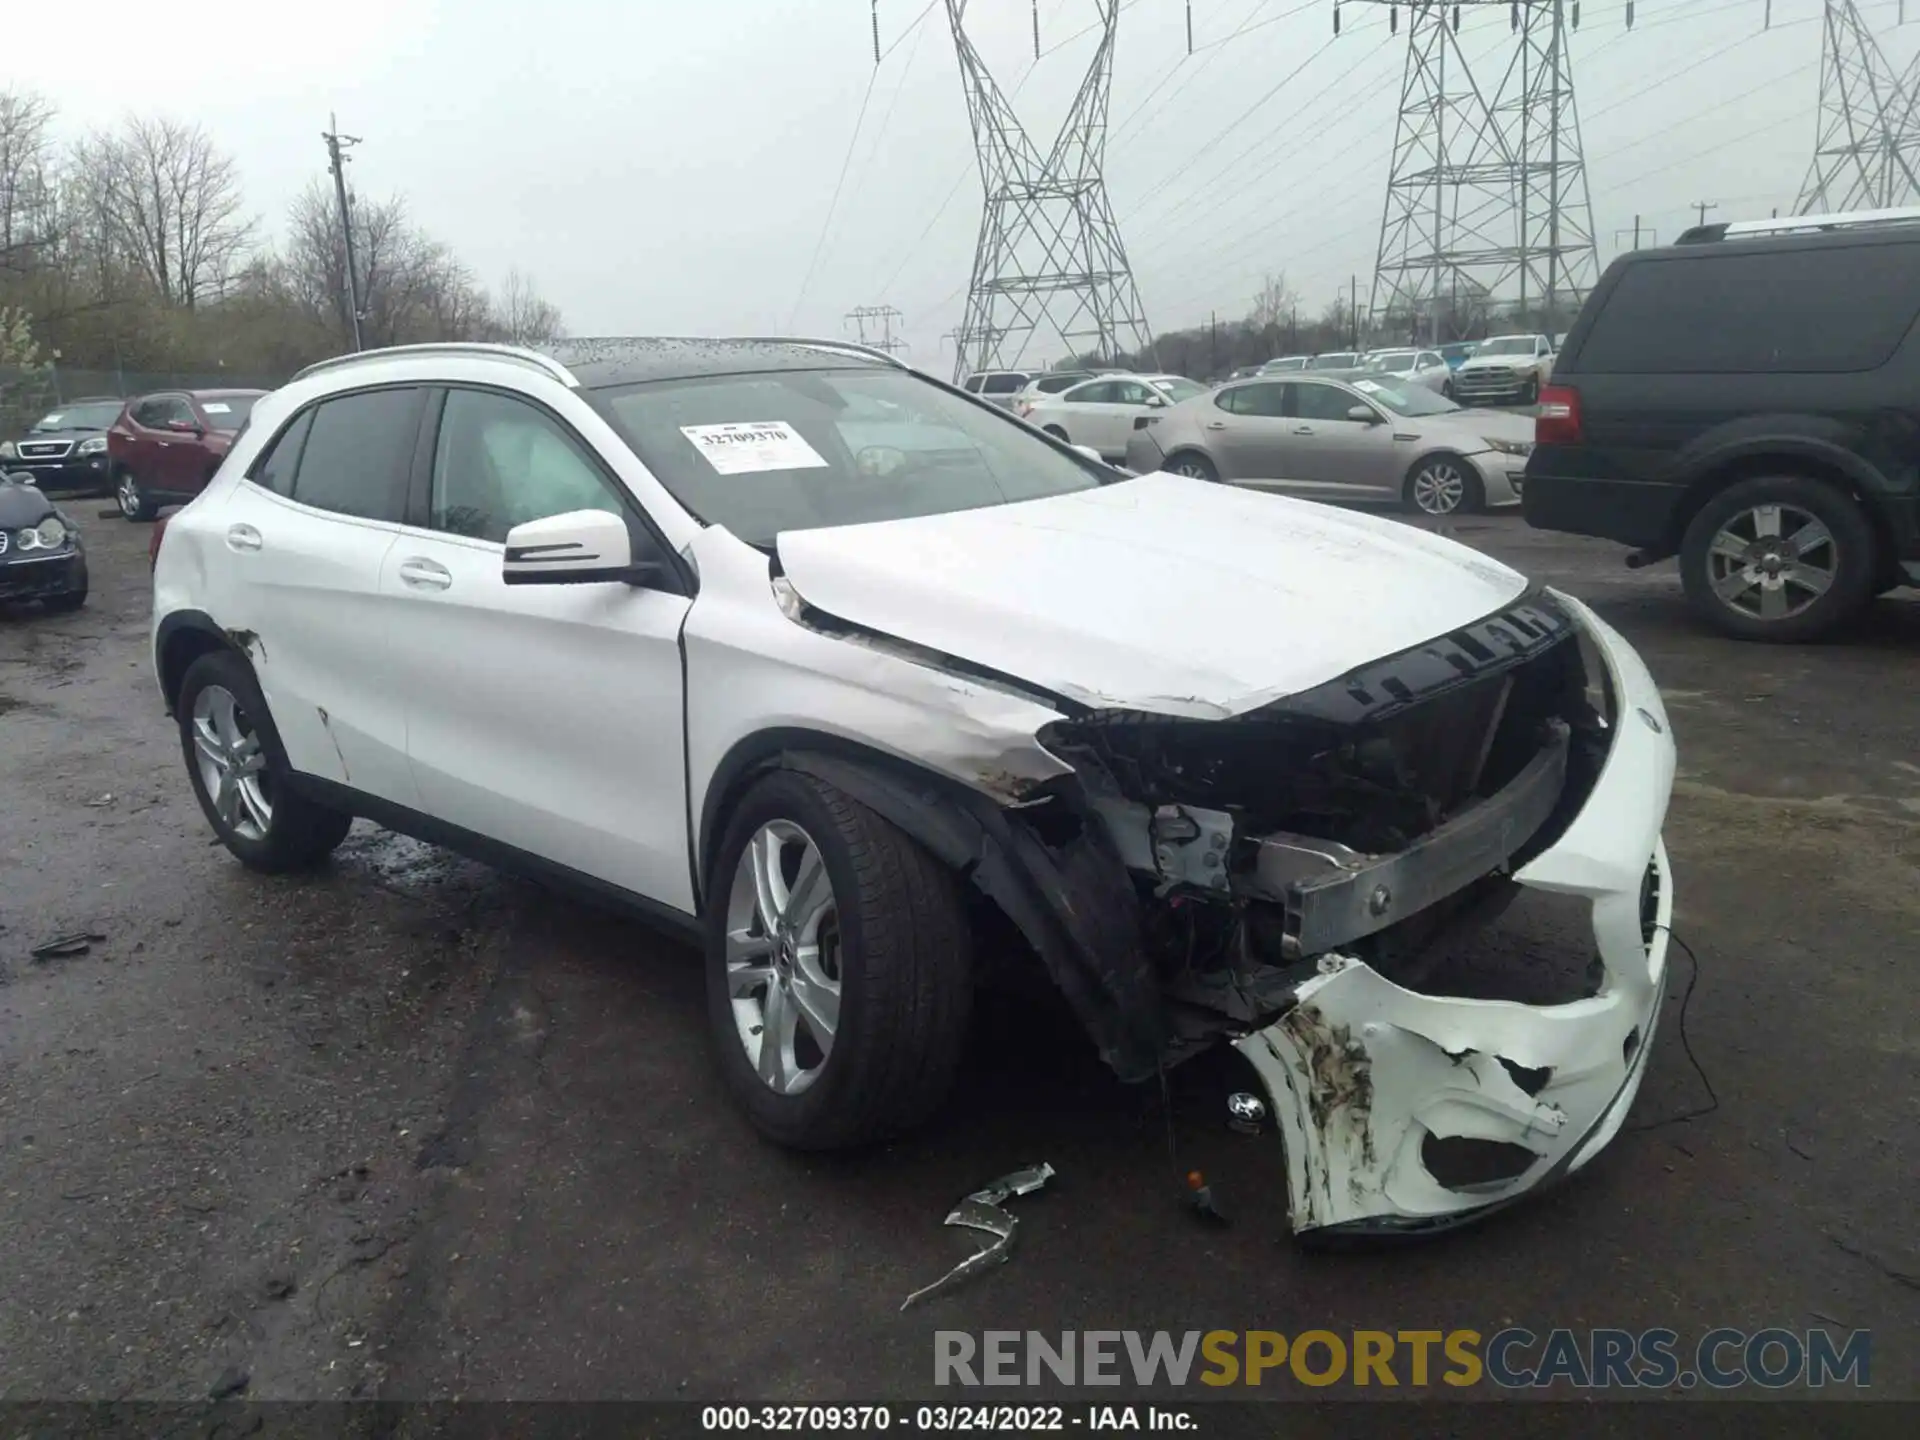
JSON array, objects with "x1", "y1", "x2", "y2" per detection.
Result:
[
  {"x1": 705, "y1": 769, "x2": 972, "y2": 1150},
  {"x1": 1405, "y1": 453, "x2": 1483, "y2": 516},
  {"x1": 116, "y1": 468, "x2": 155, "y2": 521},
  {"x1": 1042, "y1": 425, "x2": 1069, "y2": 442},
  {"x1": 176, "y1": 651, "x2": 352, "y2": 872},
  {"x1": 1679, "y1": 475, "x2": 1876, "y2": 642}
]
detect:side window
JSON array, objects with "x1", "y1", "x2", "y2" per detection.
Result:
[
  {"x1": 430, "y1": 388, "x2": 627, "y2": 544},
  {"x1": 1294, "y1": 384, "x2": 1359, "y2": 422},
  {"x1": 288, "y1": 387, "x2": 422, "y2": 522},
  {"x1": 1419, "y1": 351, "x2": 1442, "y2": 368},
  {"x1": 131, "y1": 398, "x2": 169, "y2": 428},
  {"x1": 1115, "y1": 381, "x2": 1155, "y2": 405},
  {"x1": 1214, "y1": 387, "x2": 1247, "y2": 415},
  {"x1": 962, "y1": 375, "x2": 984, "y2": 393},
  {"x1": 1073, "y1": 381, "x2": 1117, "y2": 404},
  {"x1": 982, "y1": 373, "x2": 1025, "y2": 395},
  {"x1": 249, "y1": 409, "x2": 314, "y2": 495}
]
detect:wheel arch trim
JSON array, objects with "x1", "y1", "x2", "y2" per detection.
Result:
[{"x1": 154, "y1": 609, "x2": 257, "y2": 717}]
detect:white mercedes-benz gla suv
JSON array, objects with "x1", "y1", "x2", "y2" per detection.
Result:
[{"x1": 152, "y1": 338, "x2": 1676, "y2": 1239}]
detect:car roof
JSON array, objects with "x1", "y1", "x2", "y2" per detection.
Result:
[
  {"x1": 547, "y1": 337, "x2": 894, "y2": 389},
  {"x1": 188, "y1": 388, "x2": 268, "y2": 399}
]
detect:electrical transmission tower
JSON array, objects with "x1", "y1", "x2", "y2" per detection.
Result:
[
  {"x1": 946, "y1": 0, "x2": 1152, "y2": 379},
  {"x1": 845, "y1": 304, "x2": 908, "y2": 354},
  {"x1": 1350, "y1": 1, "x2": 1603, "y2": 342},
  {"x1": 1794, "y1": 1, "x2": 1920, "y2": 214}
]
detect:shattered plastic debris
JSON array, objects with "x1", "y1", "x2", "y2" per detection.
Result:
[
  {"x1": 900, "y1": 1162, "x2": 1055, "y2": 1311},
  {"x1": 30, "y1": 930, "x2": 106, "y2": 961}
]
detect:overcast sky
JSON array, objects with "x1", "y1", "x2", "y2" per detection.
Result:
[{"x1": 4, "y1": 0, "x2": 1914, "y2": 368}]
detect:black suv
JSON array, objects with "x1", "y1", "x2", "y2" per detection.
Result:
[
  {"x1": 0, "y1": 396, "x2": 126, "y2": 496},
  {"x1": 1522, "y1": 208, "x2": 1920, "y2": 642}
]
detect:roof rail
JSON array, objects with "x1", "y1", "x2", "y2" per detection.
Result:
[
  {"x1": 1677, "y1": 204, "x2": 1920, "y2": 245},
  {"x1": 290, "y1": 342, "x2": 580, "y2": 387},
  {"x1": 728, "y1": 336, "x2": 909, "y2": 368}
]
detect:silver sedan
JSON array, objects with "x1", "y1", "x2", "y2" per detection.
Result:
[{"x1": 1121, "y1": 373, "x2": 1536, "y2": 516}]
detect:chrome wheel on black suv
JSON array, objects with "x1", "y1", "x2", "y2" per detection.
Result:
[{"x1": 1679, "y1": 476, "x2": 1877, "y2": 642}]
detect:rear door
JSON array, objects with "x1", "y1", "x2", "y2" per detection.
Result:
[
  {"x1": 1206, "y1": 382, "x2": 1295, "y2": 484},
  {"x1": 215, "y1": 387, "x2": 426, "y2": 806},
  {"x1": 380, "y1": 385, "x2": 695, "y2": 909},
  {"x1": 144, "y1": 396, "x2": 203, "y2": 498}
]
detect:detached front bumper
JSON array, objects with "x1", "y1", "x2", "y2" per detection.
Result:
[
  {"x1": 1235, "y1": 595, "x2": 1676, "y2": 1237},
  {"x1": 1465, "y1": 451, "x2": 1528, "y2": 506}
]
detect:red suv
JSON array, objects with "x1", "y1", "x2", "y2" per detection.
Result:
[{"x1": 109, "y1": 389, "x2": 266, "y2": 520}]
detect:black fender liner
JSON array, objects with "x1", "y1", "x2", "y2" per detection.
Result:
[{"x1": 773, "y1": 749, "x2": 1164, "y2": 1084}]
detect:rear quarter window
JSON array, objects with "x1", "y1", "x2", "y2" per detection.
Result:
[{"x1": 1576, "y1": 241, "x2": 1920, "y2": 374}]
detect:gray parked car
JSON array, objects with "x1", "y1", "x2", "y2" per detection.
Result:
[
  {"x1": 1122, "y1": 373, "x2": 1535, "y2": 516},
  {"x1": 1361, "y1": 347, "x2": 1452, "y2": 393}
]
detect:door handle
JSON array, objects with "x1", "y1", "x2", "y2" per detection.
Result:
[
  {"x1": 1291, "y1": 426, "x2": 1315, "y2": 435},
  {"x1": 225, "y1": 524, "x2": 262, "y2": 552},
  {"x1": 397, "y1": 557, "x2": 453, "y2": 591},
  {"x1": 1204, "y1": 421, "x2": 1227, "y2": 431}
]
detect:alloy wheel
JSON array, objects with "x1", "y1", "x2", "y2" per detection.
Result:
[
  {"x1": 1172, "y1": 457, "x2": 1214, "y2": 480},
  {"x1": 1411, "y1": 461, "x2": 1467, "y2": 515},
  {"x1": 724, "y1": 820, "x2": 842, "y2": 1096},
  {"x1": 191, "y1": 684, "x2": 273, "y2": 841},
  {"x1": 1705, "y1": 502, "x2": 1837, "y2": 623},
  {"x1": 117, "y1": 473, "x2": 141, "y2": 518}
]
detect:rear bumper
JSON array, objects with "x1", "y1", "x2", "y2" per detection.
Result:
[
  {"x1": 1234, "y1": 595, "x2": 1676, "y2": 1237},
  {"x1": 1522, "y1": 470, "x2": 1682, "y2": 549}
]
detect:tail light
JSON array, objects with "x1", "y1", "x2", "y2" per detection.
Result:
[{"x1": 1535, "y1": 384, "x2": 1582, "y2": 446}]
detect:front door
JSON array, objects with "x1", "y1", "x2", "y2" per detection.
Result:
[
  {"x1": 1280, "y1": 381, "x2": 1401, "y2": 498},
  {"x1": 381, "y1": 385, "x2": 695, "y2": 912}
]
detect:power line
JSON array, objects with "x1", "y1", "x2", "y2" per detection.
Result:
[{"x1": 788, "y1": 68, "x2": 880, "y2": 330}]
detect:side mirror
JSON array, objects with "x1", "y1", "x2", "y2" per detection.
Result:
[
  {"x1": 1144, "y1": 393, "x2": 1167, "y2": 408},
  {"x1": 503, "y1": 509, "x2": 661, "y2": 587},
  {"x1": 1347, "y1": 404, "x2": 1380, "y2": 424},
  {"x1": 166, "y1": 419, "x2": 203, "y2": 437}
]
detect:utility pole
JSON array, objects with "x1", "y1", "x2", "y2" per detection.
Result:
[
  {"x1": 322, "y1": 115, "x2": 365, "y2": 352},
  {"x1": 1692, "y1": 200, "x2": 1719, "y2": 229},
  {"x1": 945, "y1": 1, "x2": 1152, "y2": 379},
  {"x1": 845, "y1": 304, "x2": 908, "y2": 354},
  {"x1": 1350, "y1": 275, "x2": 1359, "y2": 349},
  {"x1": 1613, "y1": 216, "x2": 1652, "y2": 252}
]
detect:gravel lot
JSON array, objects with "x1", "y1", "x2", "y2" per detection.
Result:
[{"x1": 2, "y1": 504, "x2": 1915, "y2": 1406}]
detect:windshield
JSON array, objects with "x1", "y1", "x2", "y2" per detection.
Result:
[
  {"x1": 1309, "y1": 353, "x2": 1359, "y2": 370},
  {"x1": 197, "y1": 396, "x2": 257, "y2": 432},
  {"x1": 1262, "y1": 356, "x2": 1306, "y2": 372},
  {"x1": 32, "y1": 402, "x2": 123, "y2": 431},
  {"x1": 1150, "y1": 376, "x2": 1205, "y2": 401},
  {"x1": 1474, "y1": 337, "x2": 1538, "y2": 357},
  {"x1": 1349, "y1": 377, "x2": 1460, "y2": 417},
  {"x1": 1368, "y1": 351, "x2": 1416, "y2": 370},
  {"x1": 591, "y1": 368, "x2": 1107, "y2": 547}
]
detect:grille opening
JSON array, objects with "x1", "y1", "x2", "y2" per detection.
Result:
[
  {"x1": 1422, "y1": 1135, "x2": 1541, "y2": 1192},
  {"x1": 1499, "y1": 1058, "x2": 1554, "y2": 1097},
  {"x1": 1357, "y1": 877, "x2": 1603, "y2": 1006}
]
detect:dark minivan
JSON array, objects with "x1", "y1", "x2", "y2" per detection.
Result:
[{"x1": 1522, "y1": 207, "x2": 1920, "y2": 642}]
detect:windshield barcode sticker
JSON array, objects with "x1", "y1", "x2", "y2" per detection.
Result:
[{"x1": 680, "y1": 421, "x2": 829, "y2": 475}]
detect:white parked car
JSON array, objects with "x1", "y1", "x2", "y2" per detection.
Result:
[
  {"x1": 1020, "y1": 373, "x2": 1208, "y2": 460},
  {"x1": 152, "y1": 338, "x2": 1675, "y2": 1238},
  {"x1": 1361, "y1": 347, "x2": 1452, "y2": 393}
]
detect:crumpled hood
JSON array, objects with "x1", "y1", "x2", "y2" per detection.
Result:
[{"x1": 774, "y1": 472, "x2": 1530, "y2": 719}]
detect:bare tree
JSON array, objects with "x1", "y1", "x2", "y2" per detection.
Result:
[
  {"x1": 77, "y1": 117, "x2": 254, "y2": 309},
  {"x1": 0, "y1": 90, "x2": 59, "y2": 277},
  {"x1": 492, "y1": 267, "x2": 564, "y2": 345},
  {"x1": 1248, "y1": 271, "x2": 1298, "y2": 332}
]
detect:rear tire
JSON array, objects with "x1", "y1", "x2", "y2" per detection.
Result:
[
  {"x1": 1165, "y1": 452, "x2": 1219, "y2": 483},
  {"x1": 704, "y1": 769, "x2": 972, "y2": 1151},
  {"x1": 1679, "y1": 475, "x2": 1876, "y2": 643},
  {"x1": 176, "y1": 651, "x2": 352, "y2": 872},
  {"x1": 1042, "y1": 425, "x2": 1069, "y2": 442}
]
